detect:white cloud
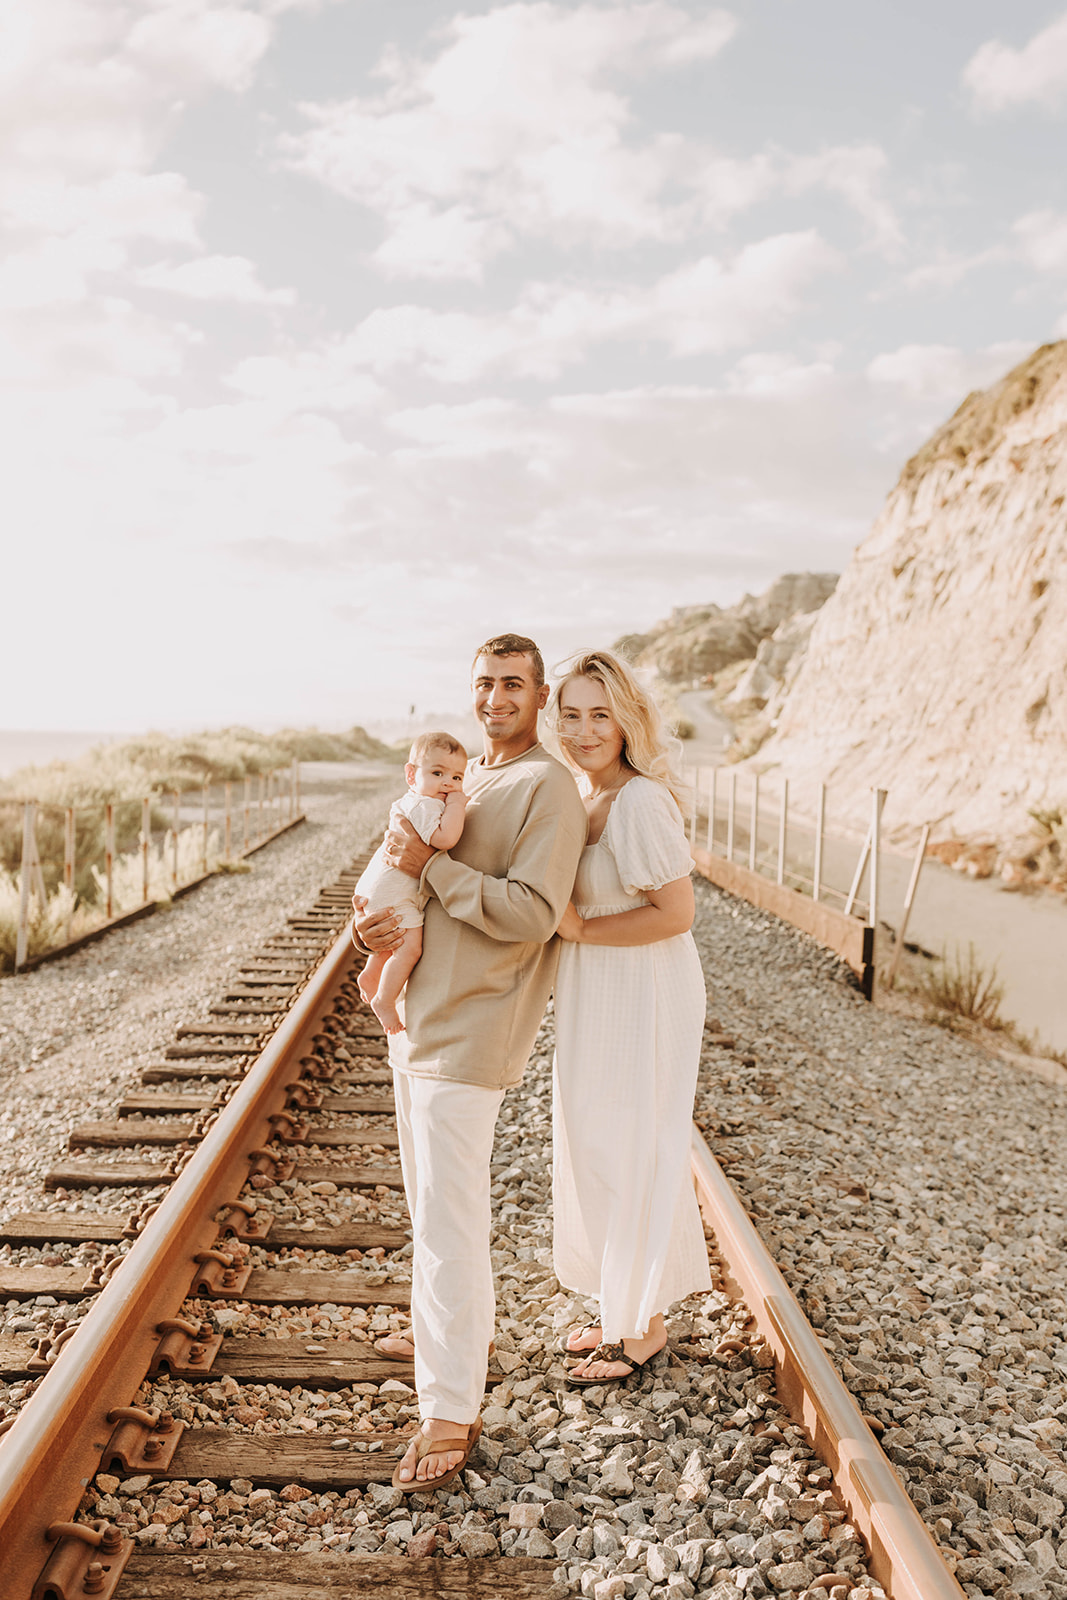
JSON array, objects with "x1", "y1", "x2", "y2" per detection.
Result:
[
  {"x1": 372, "y1": 202, "x2": 512, "y2": 281},
  {"x1": 865, "y1": 341, "x2": 1031, "y2": 403},
  {"x1": 226, "y1": 345, "x2": 384, "y2": 411},
  {"x1": 786, "y1": 144, "x2": 902, "y2": 253},
  {"x1": 725, "y1": 351, "x2": 837, "y2": 399},
  {"x1": 1013, "y1": 208, "x2": 1067, "y2": 272},
  {"x1": 125, "y1": 5, "x2": 273, "y2": 95},
  {"x1": 137, "y1": 254, "x2": 296, "y2": 305},
  {"x1": 902, "y1": 247, "x2": 1002, "y2": 291},
  {"x1": 285, "y1": 2, "x2": 738, "y2": 276},
  {"x1": 963, "y1": 12, "x2": 1067, "y2": 114},
  {"x1": 346, "y1": 231, "x2": 839, "y2": 382},
  {"x1": 386, "y1": 398, "x2": 528, "y2": 458}
]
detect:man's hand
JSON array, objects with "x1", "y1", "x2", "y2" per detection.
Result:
[
  {"x1": 556, "y1": 903, "x2": 584, "y2": 943},
  {"x1": 385, "y1": 816, "x2": 436, "y2": 878},
  {"x1": 351, "y1": 893, "x2": 406, "y2": 954}
]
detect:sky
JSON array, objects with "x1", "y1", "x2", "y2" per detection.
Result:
[{"x1": 5, "y1": 0, "x2": 1067, "y2": 733}]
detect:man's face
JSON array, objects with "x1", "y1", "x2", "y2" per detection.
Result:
[{"x1": 472, "y1": 652, "x2": 549, "y2": 745}]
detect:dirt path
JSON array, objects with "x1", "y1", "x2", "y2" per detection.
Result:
[{"x1": 676, "y1": 692, "x2": 1067, "y2": 1055}]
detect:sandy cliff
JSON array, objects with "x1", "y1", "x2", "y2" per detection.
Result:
[
  {"x1": 618, "y1": 573, "x2": 838, "y2": 684},
  {"x1": 751, "y1": 342, "x2": 1067, "y2": 848}
]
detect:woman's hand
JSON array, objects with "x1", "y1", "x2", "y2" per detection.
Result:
[{"x1": 556, "y1": 903, "x2": 584, "y2": 942}]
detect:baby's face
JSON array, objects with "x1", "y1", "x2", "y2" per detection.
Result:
[{"x1": 407, "y1": 749, "x2": 467, "y2": 799}]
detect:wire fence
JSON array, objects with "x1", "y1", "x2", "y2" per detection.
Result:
[
  {"x1": 679, "y1": 766, "x2": 933, "y2": 999},
  {"x1": 1, "y1": 762, "x2": 302, "y2": 973}
]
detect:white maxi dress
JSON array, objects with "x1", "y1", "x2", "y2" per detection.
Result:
[{"x1": 552, "y1": 776, "x2": 712, "y2": 1341}]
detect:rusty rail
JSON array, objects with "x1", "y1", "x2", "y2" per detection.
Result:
[
  {"x1": 689, "y1": 1128, "x2": 966, "y2": 1600},
  {"x1": 0, "y1": 920, "x2": 355, "y2": 1596}
]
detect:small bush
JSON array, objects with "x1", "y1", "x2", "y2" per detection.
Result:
[
  {"x1": 922, "y1": 943, "x2": 1005, "y2": 1028},
  {"x1": 0, "y1": 872, "x2": 96, "y2": 973}
]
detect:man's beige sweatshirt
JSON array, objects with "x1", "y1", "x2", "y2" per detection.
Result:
[{"x1": 394, "y1": 741, "x2": 587, "y2": 1090}]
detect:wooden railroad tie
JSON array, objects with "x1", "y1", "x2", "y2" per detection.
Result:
[
  {"x1": 66, "y1": 1123, "x2": 401, "y2": 1152},
  {"x1": 0, "y1": 1212, "x2": 409, "y2": 1251},
  {"x1": 0, "y1": 1267, "x2": 411, "y2": 1308},
  {"x1": 43, "y1": 1160, "x2": 406, "y2": 1191},
  {"x1": 121, "y1": 1549, "x2": 555, "y2": 1593}
]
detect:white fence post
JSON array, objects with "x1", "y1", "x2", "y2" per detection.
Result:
[
  {"x1": 64, "y1": 806, "x2": 76, "y2": 943},
  {"x1": 15, "y1": 802, "x2": 36, "y2": 970},
  {"x1": 141, "y1": 797, "x2": 151, "y2": 906},
  {"x1": 748, "y1": 773, "x2": 759, "y2": 872},
  {"x1": 105, "y1": 802, "x2": 115, "y2": 919},
  {"x1": 887, "y1": 822, "x2": 931, "y2": 991},
  {"x1": 777, "y1": 778, "x2": 789, "y2": 887},
  {"x1": 171, "y1": 791, "x2": 180, "y2": 891},
  {"x1": 706, "y1": 767, "x2": 717, "y2": 853},
  {"x1": 813, "y1": 783, "x2": 826, "y2": 902},
  {"x1": 727, "y1": 771, "x2": 736, "y2": 862}
]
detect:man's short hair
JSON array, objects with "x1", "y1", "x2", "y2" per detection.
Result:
[
  {"x1": 471, "y1": 633, "x2": 545, "y2": 686},
  {"x1": 409, "y1": 731, "x2": 468, "y2": 764}
]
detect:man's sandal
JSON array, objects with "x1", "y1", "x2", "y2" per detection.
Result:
[
  {"x1": 375, "y1": 1332, "x2": 495, "y2": 1362},
  {"x1": 391, "y1": 1415, "x2": 483, "y2": 1493},
  {"x1": 564, "y1": 1341, "x2": 659, "y2": 1387}
]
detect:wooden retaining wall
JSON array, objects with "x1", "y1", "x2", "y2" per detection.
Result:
[{"x1": 690, "y1": 845, "x2": 875, "y2": 997}]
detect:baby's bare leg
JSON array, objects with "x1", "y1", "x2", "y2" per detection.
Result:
[
  {"x1": 370, "y1": 928, "x2": 423, "y2": 1035},
  {"x1": 357, "y1": 950, "x2": 387, "y2": 1003}
]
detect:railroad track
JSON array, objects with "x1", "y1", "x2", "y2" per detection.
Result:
[{"x1": 0, "y1": 848, "x2": 965, "y2": 1600}]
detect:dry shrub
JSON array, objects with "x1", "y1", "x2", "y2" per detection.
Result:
[
  {"x1": 0, "y1": 872, "x2": 97, "y2": 973},
  {"x1": 1027, "y1": 806, "x2": 1067, "y2": 888},
  {"x1": 89, "y1": 827, "x2": 222, "y2": 915},
  {"x1": 922, "y1": 943, "x2": 1005, "y2": 1028}
]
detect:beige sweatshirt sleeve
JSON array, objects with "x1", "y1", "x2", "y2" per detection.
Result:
[{"x1": 420, "y1": 768, "x2": 584, "y2": 944}]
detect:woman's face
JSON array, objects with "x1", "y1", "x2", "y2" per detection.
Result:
[{"x1": 558, "y1": 675, "x2": 626, "y2": 777}]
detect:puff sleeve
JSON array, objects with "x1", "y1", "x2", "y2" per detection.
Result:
[
  {"x1": 399, "y1": 794, "x2": 447, "y2": 846},
  {"x1": 607, "y1": 778, "x2": 693, "y2": 897}
]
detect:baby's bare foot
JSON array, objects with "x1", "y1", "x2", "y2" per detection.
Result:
[
  {"x1": 371, "y1": 998, "x2": 404, "y2": 1034},
  {"x1": 357, "y1": 974, "x2": 378, "y2": 1003}
]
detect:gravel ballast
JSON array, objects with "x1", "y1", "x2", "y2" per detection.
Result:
[{"x1": 3, "y1": 782, "x2": 1065, "y2": 1600}]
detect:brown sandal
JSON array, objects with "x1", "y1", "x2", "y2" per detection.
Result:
[
  {"x1": 375, "y1": 1332, "x2": 495, "y2": 1362},
  {"x1": 564, "y1": 1340, "x2": 658, "y2": 1387},
  {"x1": 391, "y1": 1415, "x2": 483, "y2": 1493},
  {"x1": 558, "y1": 1322, "x2": 602, "y2": 1357}
]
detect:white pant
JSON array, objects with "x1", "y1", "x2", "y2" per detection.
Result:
[{"x1": 392, "y1": 1067, "x2": 504, "y2": 1422}]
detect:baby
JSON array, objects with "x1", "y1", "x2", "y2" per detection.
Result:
[{"x1": 354, "y1": 731, "x2": 468, "y2": 1033}]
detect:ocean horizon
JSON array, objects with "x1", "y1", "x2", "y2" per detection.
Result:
[{"x1": 0, "y1": 730, "x2": 123, "y2": 781}]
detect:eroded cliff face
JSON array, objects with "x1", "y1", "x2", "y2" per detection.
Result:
[
  {"x1": 753, "y1": 342, "x2": 1067, "y2": 845},
  {"x1": 619, "y1": 572, "x2": 838, "y2": 684}
]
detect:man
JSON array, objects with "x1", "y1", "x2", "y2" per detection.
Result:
[{"x1": 353, "y1": 634, "x2": 586, "y2": 1489}]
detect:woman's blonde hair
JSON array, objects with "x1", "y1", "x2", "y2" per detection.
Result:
[{"x1": 550, "y1": 649, "x2": 687, "y2": 810}]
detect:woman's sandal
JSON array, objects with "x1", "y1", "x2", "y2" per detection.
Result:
[
  {"x1": 564, "y1": 1340, "x2": 661, "y2": 1387},
  {"x1": 391, "y1": 1415, "x2": 483, "y2": 1493},
  {"x1": 558, "y1": 1322, "x2": 601, "y2": 1358}
]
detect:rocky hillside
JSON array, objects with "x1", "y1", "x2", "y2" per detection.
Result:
[
  {"x1": 617, "y1": 572, "x2": 838, "y2": 684},
  {"x1": 750, "y1": 341, "x2": 1067, "y2": 852}
]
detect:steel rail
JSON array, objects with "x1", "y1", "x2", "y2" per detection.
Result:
[
  {"x1": 689, "y1": 1127, "x2": 966, "y2": 1600},
  {"x1": 0, "y1": 920, "x2": 357, "y2": 1599}
]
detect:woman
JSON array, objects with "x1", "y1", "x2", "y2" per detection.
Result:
[{"x1": 551, "y1": 649, "x2": 711, "y2": 1383}]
